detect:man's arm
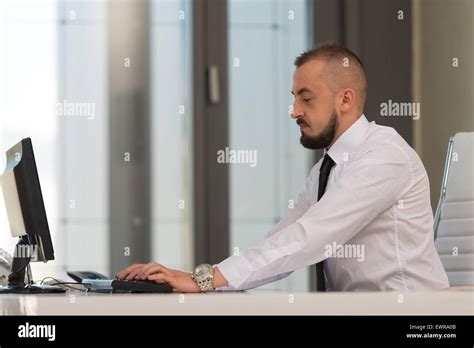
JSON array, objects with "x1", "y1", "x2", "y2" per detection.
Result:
[
  {"x1": 217, "y1": 144, "x2": 411, "y2": 289},
  {"x1": 117, "y1": 144, "x2": 410, "y2": 292}
]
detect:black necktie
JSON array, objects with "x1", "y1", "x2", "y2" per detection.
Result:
[{"x1": 316, "y1": 154, "x2": 335, "y2": 291}]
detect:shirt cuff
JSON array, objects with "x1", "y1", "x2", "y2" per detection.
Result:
[{"x1": 215, "y1": 255, "x2": 254, "y2": 289}]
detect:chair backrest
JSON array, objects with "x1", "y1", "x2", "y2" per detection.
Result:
[{"x1": 434, "y1": 132, "x2": 474, "y2": 286}]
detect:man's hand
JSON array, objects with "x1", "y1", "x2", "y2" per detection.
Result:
[{"x1": 115, "y1": 262, "x2": 200, "y2": 293}]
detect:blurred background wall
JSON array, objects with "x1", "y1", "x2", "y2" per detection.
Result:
[{"x1": 413, "y1": 0, "x2": 474, "y2": 209}]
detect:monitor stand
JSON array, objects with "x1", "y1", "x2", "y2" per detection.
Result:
[{"x1": 0, "y1": 239, "x2": 65, "y2": 294}]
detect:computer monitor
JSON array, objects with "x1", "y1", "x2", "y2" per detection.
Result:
[{"x1": 0, "y1": 138, "x2": 64, "y2": 293}]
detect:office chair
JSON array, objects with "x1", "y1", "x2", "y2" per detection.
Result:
[{"x1": 434, "y1": 132, "x2": 474, "y2": 287}]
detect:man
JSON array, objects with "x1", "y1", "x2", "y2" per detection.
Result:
[{"x1": 117, "y1": 43, "x2": 449, "y2": 292}]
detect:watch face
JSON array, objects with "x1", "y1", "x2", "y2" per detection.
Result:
[{"x1": 194, "y1": 264, "x2": 212, "y2": 278}]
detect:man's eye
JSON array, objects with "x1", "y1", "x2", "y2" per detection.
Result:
[{"x1": 303, "y1": 98, "x2": 311, "y2": 103}]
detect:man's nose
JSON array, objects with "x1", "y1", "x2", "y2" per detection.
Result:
[{"x1": 291, "y1": 102, "x2": 303, "y2": 119}]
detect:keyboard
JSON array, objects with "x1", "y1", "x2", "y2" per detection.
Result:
[{"x1": 112, "y1": 279, "x2": 173, "y2": 293}]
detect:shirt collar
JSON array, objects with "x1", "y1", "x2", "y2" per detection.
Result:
[{"x1": 325, "y1": 114, "x2": 369, "y2": 165}]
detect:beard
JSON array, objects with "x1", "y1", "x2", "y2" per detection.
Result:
[{"x1": 299, "y1": 110, "x2": 338, "y2": 150}]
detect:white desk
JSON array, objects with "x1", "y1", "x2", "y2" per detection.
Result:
[{"x1": 1, "y1": 290, "x2": 473, "y2": 315}]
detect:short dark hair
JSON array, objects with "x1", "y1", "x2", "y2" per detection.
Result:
[
  {"x1": 294, "y1": 42, "x2": 367, "y2": 109},
  {"x1": 294, "y1": 42, "x2": 365, "y2": 69}
]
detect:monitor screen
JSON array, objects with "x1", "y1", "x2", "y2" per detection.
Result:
[{"x1": 1, "y1": 138, "x2": 54, "y2": 262}]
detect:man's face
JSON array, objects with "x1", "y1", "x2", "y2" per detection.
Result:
[{"x1": 291, "y1": 60, "x2": 339, "y2": 150}]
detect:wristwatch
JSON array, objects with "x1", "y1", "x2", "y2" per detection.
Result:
[{"x1": 191, "y1": 264, "x2": 214, "y2": 292}]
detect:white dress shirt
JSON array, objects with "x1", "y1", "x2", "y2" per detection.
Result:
[{"x1": 217, "y1": 114, "x2": 449, "y2": 291}]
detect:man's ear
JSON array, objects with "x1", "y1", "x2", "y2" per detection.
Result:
[{"x1": 340, "y1": 88, "x2": 356, "y2": 113}]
